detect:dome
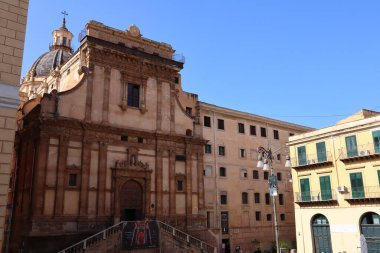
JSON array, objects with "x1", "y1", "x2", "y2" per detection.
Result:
[{"x1": 27, "y1": 48, "x2": 72, "y2": 78}]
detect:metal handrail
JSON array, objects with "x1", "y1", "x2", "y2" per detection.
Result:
[
  {"x1": 57, "y1": 220, "x2": 216, "y2": 253},
  {"x1": 57, "y1": 222, "x2": 124, "y2": 253},
  {"x1": 158, "y1": 220, "x2": 216, "y2": 253}
]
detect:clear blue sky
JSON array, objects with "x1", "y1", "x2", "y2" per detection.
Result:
[{"x1": 22, "y1": 1, "x2": 380, "y2": 129}]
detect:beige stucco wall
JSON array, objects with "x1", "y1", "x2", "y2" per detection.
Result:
[
  {"x1": 0, "y1": 0, "x2": 28, "y2": 251},
  {"x1": 289, "y1": 114, "x2": 380, "y2": 253}
]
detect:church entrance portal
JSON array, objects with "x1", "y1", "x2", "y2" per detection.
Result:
[{"x1": 120, "y1": 180, "x2": 143, "y2": 221}]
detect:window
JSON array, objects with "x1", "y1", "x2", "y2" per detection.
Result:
[
  {"x1": 121, "y1": 135, "x2": 128, "y2": 141},
  {"x1": 205, "y1": 144, "x2": 212, "y2": 154},
  {"x1": 242, "y1": 192, "x2": 248, "y2": 204},
  {"x1": 260, "y1": 127, "x2": 267, "y2": 137},
  {"x1": 345, "y1": 135, "x2": 358, "y2": 158},
  {"x1": 218, "y1": 119, "x2": 224, "y2": 130},
  {"x1": 185, "y1": 107, "x2": 192, "y2": 116},
  {"x1": 277, "y1": 172, "x2": 282, "y2": 181},
  {"x1": 279, "y1": 194, "x2": 284, "y2": 205},
  {"x1": 177, "y1": 180, "x2": 184, "y2": 191},
  {"x1": 250, "y1": 125, "x2": 256, "y2": 135},
  {"x1": 204, "y1": 116, "x2": 211, "y2": 127},
  {"x1": 137, "y1": 137, "x2": 144, "y2": 143},
  {"x1": 319, "y1": 175, "x2": 332, "y2": 200},
  {"x1": 289, "y1": 133, "x2": 294, "y2": 136},
  {"x1": 254, "y1": 193, "x2": 260, "y2": 203},
  {"x1": 277, "y1": 154, "x2": 281, "y2": 161},
  {"x1": 273, "y1": 130, "x2": 279, "y2": 140},
  {"x1": 218, "y1": 146, "x2": 225, "y2": 156},
  {"x1": 280, "y1": 214, "x2": 285, "y2": 221},
  {"x1": 255, "y1": 211, "x2": 261, "y2": 221},
  {"x1": 373, "y1": 130, "x2": 380, "y2": 154},
  {"x1": 56, "y1": 36, "x2": 61, "y2": 44},
  {"x1": 62, "y1": 37, "x2": 67, "y2": 46},
  {"x1": 239, "y1": 149, "x2": 246, "y2": 158},
  {"x1": 253, "y1": 170, "x2": 259, "y2": 179},
  {"x1": 241, "y1": 168, "x2": 247, "y2": 178},
  {"x1": 378, "y1": 170, "x2": 380, "y2": 185},
  {"x1": 300, "y1": 178, "x2": 311, "y2": 201},
  {"x1": 316, "y1": 141, "x2": 327, "y2": 162},
  {"x1": 267, "y1": 214, "x2": 272, "y2": 221},
  {"x1": 265, "y1": 193, "x2": 270, "y2": 205},
  {"x1": 127, "y1": 83, "x2": 140, "y2": 107},
  {"x1": 350, "y1": 172, "x2": 364, "y2": 198},
  {"x1": 206, "y1": 212, "x2": 211, "y2": 228},
  {"x1": 264, "y1": 171, "x2": 269, "y2": 180},
  {"x1": 175, "y1": 155, "x2": 186, "y2": 161},
  {"x1": 204, "y1": 166, "x2": 212, "y2": 177},
  {"x1": 174, "y1": 76, "x2": 179, "y2": 84},
  {"x1": 219, "y1": 167, "x2": 226, "y2": 177},
  {"x1": 68, "y1": 174, "x2": 77, "y2": 187},
  {"x1": 297, "y1": 146, "x2": 307, "y2": 166},
  {"x1": 220, "y1": 192, "x2": 227, "y2": 204},
  {"x1": 221, "y1": 212, "x2": 229, "y2": 234},
  {"x1": 238, "y1": 123, "x2": 245, "y2": 133}
]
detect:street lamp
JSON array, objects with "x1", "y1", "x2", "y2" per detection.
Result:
[{"x1": 257, "y1": 146, "x2": 291, "y2": 253}]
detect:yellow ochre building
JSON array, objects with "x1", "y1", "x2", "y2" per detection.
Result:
[{"x1": 288, "y1": 109, "x2": 380, "y2": 253}]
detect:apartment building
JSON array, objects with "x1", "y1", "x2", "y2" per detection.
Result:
[
  {"x1": 201, "y1": 102, "x2": 312, "y2": 252},
  {"x1": 288, "y1": 109, "x2": 380, "y2": 253}
]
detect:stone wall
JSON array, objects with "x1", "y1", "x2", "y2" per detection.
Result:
[{"x1": 0, "y1": 0, "x2": 28, "y2": 251}]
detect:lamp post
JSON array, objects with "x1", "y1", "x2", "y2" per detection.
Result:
[{"x1": 257, "y1": 146, "x2": 291, "y2": 253}]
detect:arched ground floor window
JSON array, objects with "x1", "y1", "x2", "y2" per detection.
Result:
[{"x1": 311, "y1": 214, "x2": 332, "y2": 253}]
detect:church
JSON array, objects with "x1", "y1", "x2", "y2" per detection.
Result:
[{"x1": 9, "y1": 19, "x2": 311, "y2": 252}]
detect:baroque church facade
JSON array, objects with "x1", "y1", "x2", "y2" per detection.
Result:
[{"x1": 9, "y1": 20, "x2": 311, "y2": 252}]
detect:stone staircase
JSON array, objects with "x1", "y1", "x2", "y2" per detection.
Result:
[{"x1": 57, "y1": 221, "x2": 216, "y2": 253}]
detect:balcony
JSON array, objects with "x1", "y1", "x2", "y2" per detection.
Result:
[
  {"x1": 294, "y1": 190, "x2": 338, "y2": 206},
  {"x1": 339, "y1": 143, "x2": 380, "y2": 162},
  {"x1": 292, "y1": 152, "x2": 333, "y2": 170},
  {"x1": 344, "y1": 186, "x2": 380, "y2": 204}
]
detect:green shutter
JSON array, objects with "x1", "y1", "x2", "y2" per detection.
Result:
[
  {"x1": 378, "y1": 170, "x2": 380, "y2": 185},
  {"x1": 297, "y1": 146, "x2": 307, "y2": 166},
  {"x1": 300, "y1": 178, "x2": 310, "y2": 201},
  {"x1": 319, "y1": 176, "x2": 332, "y2": 200},
  {"x1": 345, "y1": 136, "x2": 358, "y2": 158},
  {"x1": 373, "y1": 130, "x2": 380, "y2": 154},
  {"x1": 316, "y1": 142, "x2": 327, "y2": 163},
  {"x1": 350, "y1": 172, "x2": 364, "y2": 198}
]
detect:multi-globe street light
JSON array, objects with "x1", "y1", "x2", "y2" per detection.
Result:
[{"x1": 257, "y1": 146, "x2": 291, "y2": 253}]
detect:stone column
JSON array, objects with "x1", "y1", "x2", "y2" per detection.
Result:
[
  {"x1": 102, "y1": 66, "x2": 111, "y2": 123},
  {"x1": 197, "y1": 151, "x2": 205, "y2": 211},
  {"x1": 155, "y1": 149, "x2": 163, "y2": 217},
  {"x1": 170, "y1": 82, "x2": 175, "y2": 133},
  {"x1": 79, "y1": 138, "x2": 91, "y2": 216},
  {"x1": 185, "y1": 148, "x2": 192, "y2": 225},
  {"x1": 32, "y1": 134, "x2": 49, "y2": 215},
  {"x1": 84, "y1": 63, "x2": 94, "y2": 121},
  {"x1": 54, "y1": 134, "x2": 69, "y2": 216},
  {"x1": 169, "y1": 149, "x2": 176, "y2": 215},
  {"x1": 156, "y1": 79, "x2": 162, "y2": 131},
  {"x1": 97, "y1": 141, "x2": 107, "y2": 216}
]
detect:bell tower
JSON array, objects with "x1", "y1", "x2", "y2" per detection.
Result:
[{"x1": 51, "y1": 11, "x2": 73, "y2": 52}]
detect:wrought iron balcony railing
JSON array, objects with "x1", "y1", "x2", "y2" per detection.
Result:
[
  {"x1": 339, "y1": 143, "x2": 380, "y2": 161},
  {"x1": 294, "y1": 190, "x2": 337, "y2": 203},
  {"x1": 292, "y1": 152, "x2": 333, "y2": 168},
  {"x1": 344, "y1": 186, "x2": 380, "y2": 200}
]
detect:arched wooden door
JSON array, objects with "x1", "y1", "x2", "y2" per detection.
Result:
[
  {"x1": 120, "y1": 180, "x2": 143, "y2": 221},
  {"x1": 361, "y1": 212, "x2": 380, "y2": 252},
  {"x1": 311, "y1": 214, "x2": 332, "y2": 253}
]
